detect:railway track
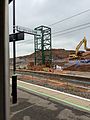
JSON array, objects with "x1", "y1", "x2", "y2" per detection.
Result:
[
  {"x1": 15, "y1": 69, "x2": 90, "y2": 86},
  {"x1": 10, "y1": 69, "x2": 90, "y2": 99}
]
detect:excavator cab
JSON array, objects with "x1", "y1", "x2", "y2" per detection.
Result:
[{"x1": 69, "y1": 54, "x2": 78, "y2": 60}]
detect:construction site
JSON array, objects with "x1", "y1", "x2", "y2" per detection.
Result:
[
  {"x1": 10, "y1": 26, "x2": 90, "y2": 98},
  {"x1": 10, "y1": 35, "x2": 90, "y2": 72}
]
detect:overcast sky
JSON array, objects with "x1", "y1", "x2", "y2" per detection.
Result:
[{"x1": 9, "y1": 0, "x2": 90, "y2": 58}]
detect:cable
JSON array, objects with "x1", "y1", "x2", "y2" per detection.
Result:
[
  {"x1": 49, "y1": 9, "x2": 90, "y2": 26},
  {"x1": 52, "y1": 26, "x2": 90, "y2": 37},
  {"x1": 52, "y1": 22, "x2": 90, "y2": 34}
]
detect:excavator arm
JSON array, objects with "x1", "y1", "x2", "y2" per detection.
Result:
[
  {"x1": 75, "y1": 37, "x2": 85, "y2": 55},
  {"x1": 76, "y1": 36, "x2": 90, "y2": 55}
]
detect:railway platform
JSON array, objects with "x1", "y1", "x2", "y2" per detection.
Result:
[
  {"x1": 10, "y1": 84, "x2": 90, "y2": 120},
  {"x1": 10, "y1": 80, "x2": 90, "y2": 114}
]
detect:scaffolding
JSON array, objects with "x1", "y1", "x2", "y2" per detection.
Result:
[{"x1": 34, "y1": 25, "x2": 52, "y2": 66}]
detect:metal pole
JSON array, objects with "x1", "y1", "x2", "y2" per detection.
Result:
[
  {"x1": 41, "y1": 28, "x2": 45, "y2": 64},
  {"x1": 0, "y1": 0, "x2": 10, "y2": 119},
  {"x1": 12, "y1": 0, "x2": 17, "y2": 104},
  {"x1": 12, "y1": 75, "x2": 17, "y2": 103},
  {"x1": 13, "y1": 0, "x2": 16, "y2": 74}
]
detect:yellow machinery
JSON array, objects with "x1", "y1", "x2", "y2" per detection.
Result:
[{"x1": 69, "y1": 36, "x2": 90, "y2": 60}]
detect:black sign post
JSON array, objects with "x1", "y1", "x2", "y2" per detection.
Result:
[
  {"x1": 10, "y1": 0, "x2": 24, "y2": 104},
  {"x1": 12, "y1": 0, "x2": 17, "y2": 104},
  {"x1": 10, "y1": 32, "x2": 24, "y2": 104}
]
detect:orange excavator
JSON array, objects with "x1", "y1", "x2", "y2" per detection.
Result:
[{"x1": 69, "y1": 36, "x2": 90, "y2": 60}]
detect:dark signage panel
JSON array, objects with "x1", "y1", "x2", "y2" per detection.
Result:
[
  {"x1": 9, "y1": 32, "x2": 24, "y2": 42},
  {"x1": 16, "y1": 32, "x2": 24, "y2": 41},
  {"x1": 9, "y1": 34, "x2": 14, "y2": 42},
  {"x1": 9, "y1": 0, "x2": 13, "y2": 4}
]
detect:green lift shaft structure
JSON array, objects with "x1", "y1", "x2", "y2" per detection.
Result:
[{"x1": 34, "y1": 25, "x2": 52, "y2": 66}]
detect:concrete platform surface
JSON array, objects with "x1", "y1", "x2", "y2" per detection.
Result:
[
  {"x1": 16, "y1": 80, "x2": 90, "y2": 113},
  {"x1": 10, "y1": 89, "x2": 90, "y2": 120}
]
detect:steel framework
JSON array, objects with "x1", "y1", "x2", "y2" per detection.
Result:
[{"x1": 34, "y1": 25, "x2": 52, "y2": 65}]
